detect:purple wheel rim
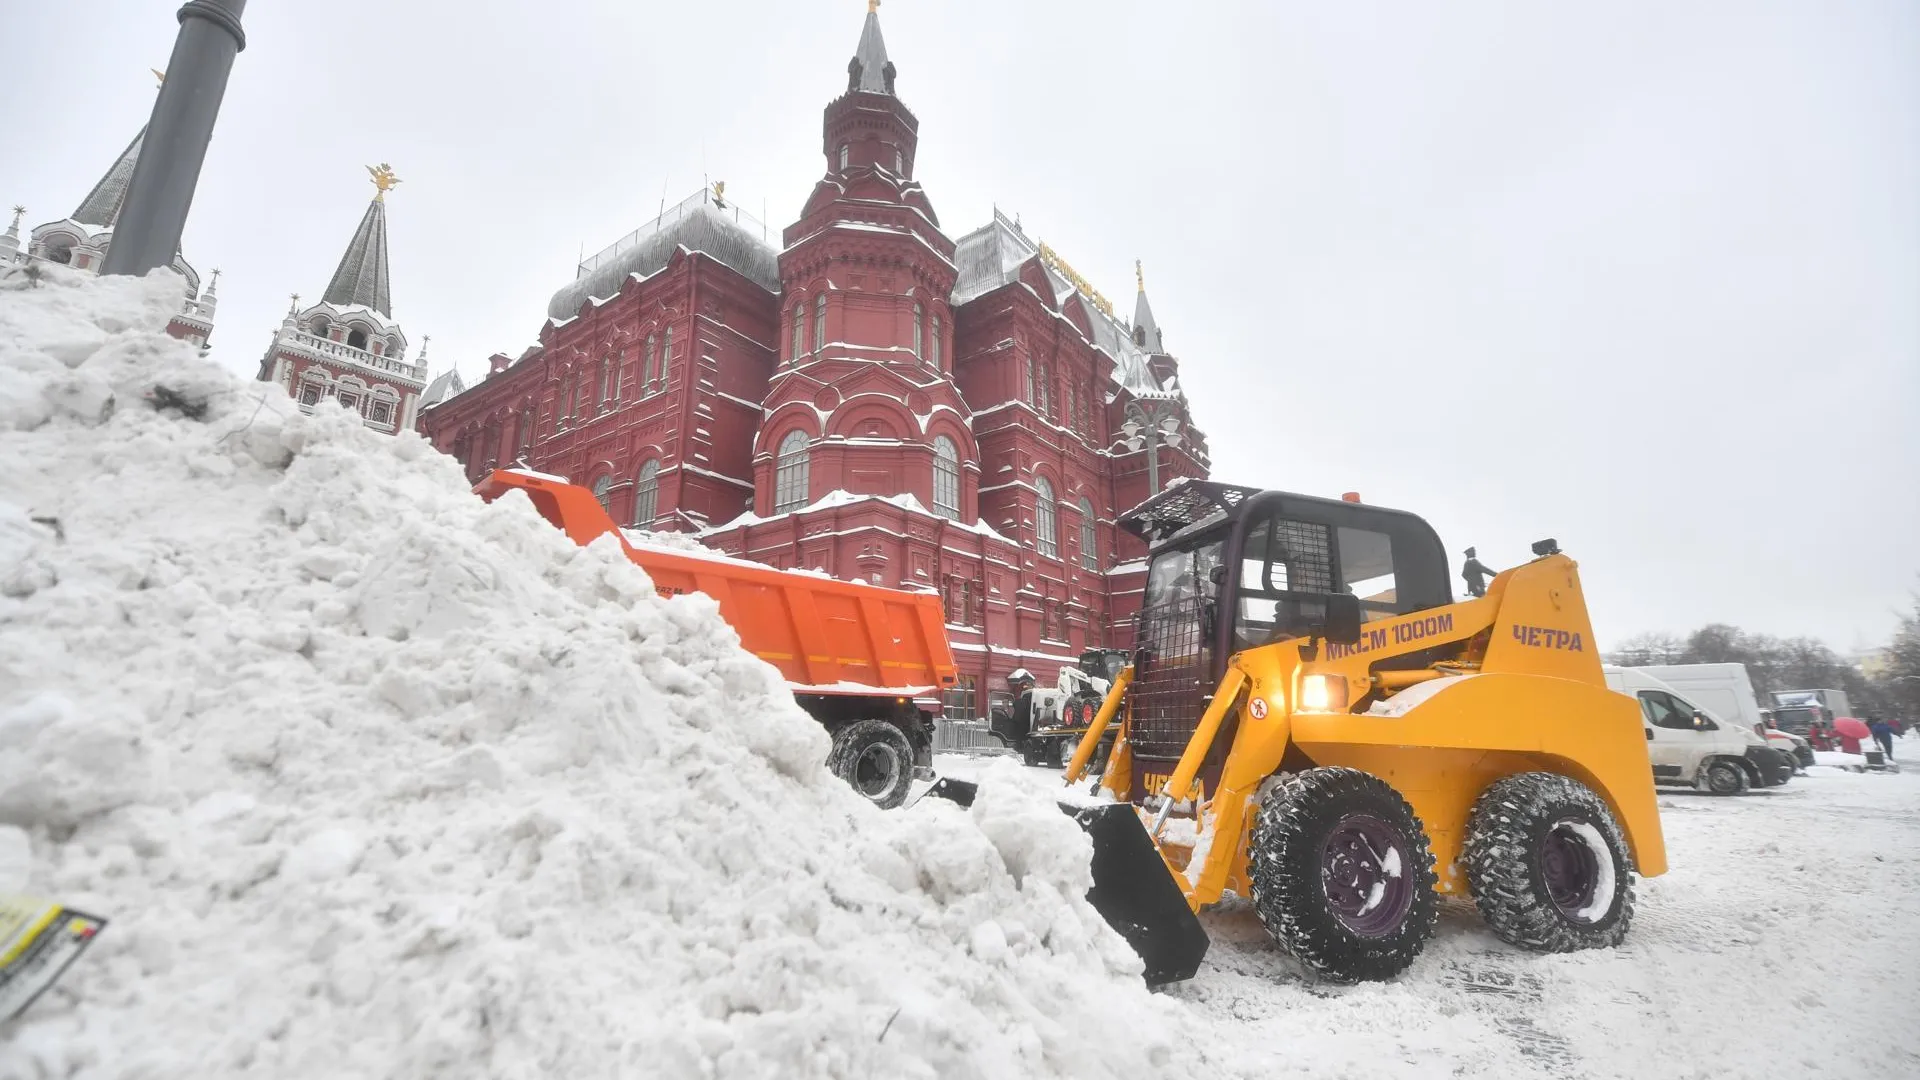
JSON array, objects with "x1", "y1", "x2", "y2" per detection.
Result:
[
  {"x1": 1320, "y1": 814, "x2": 1414, "y2": 936},
  {"x1": 1539, "y1": 821, "x2": 1602, "y2": 921}
]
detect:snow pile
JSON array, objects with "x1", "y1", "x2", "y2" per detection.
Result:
[{"x1": 0, "y1": 271, "x2": 1193, "y2": 1079}]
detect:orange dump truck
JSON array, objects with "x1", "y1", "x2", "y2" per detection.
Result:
[{"x1": 477, "y1": 469, "x2": 958, "y2": 807}]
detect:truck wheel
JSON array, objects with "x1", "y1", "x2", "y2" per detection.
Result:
[
  {"x1": 828, "y1": 720, "x2": 915, "y2": 809},
  {"x1": 1702, "y1": 759, "x2": 1747, "y2": 796},
  {"x1": 1464, "y1": 772, "x2": 1636, "y2": 952},
  {"x1": 1248, "y1": 767, "x2": 1438, "y2": 982}
]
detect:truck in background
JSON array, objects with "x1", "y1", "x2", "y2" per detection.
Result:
[
  {"x1": 477, "y1": 469, "x2": 958, "y2": 809},
  {"x1": 1771, "y1": 688, "x2": 1854, "y2": 751},
  {"x1": 1631, "y1": 663, "x2": 1813, "y2": 768}
]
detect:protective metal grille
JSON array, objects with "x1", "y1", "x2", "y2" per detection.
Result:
[
  {"x1": 1274, "y1": 519, "x2": 1334, "y2": 592},
  {"x1": 1129, "y1": 594, "x2": 1211, "y2": 761}
]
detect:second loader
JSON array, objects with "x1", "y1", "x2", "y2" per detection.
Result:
[{"x1": 931, "y1": 480, "x2": 1667, "y2": 986}]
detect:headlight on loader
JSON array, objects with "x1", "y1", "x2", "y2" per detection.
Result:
[{"x1": 1300, "y1": 674, "x2": 1349, "y2": 712}]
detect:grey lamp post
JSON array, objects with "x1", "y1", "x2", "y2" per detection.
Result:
[
  {"x1": 1120, "y1": 396, "x2": 1185, "y2": 496},
  {"x1": 101, "y1": 0, "x2": 248, "y2": 278}
]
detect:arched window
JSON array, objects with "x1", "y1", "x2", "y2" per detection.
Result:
[
  {"x1": 774, "y1": 431, "x2": 812, "y2": 513},
  {"x1": 932, "y1": 436, "x2": 960, "y2": 520},
  {"x1": 309, "y1": 318, "x2": 330, "y2": 339},
  {"x1": 600, "y1": 358, "x2": 616, "y2": 408},
  {"x1": 1079, "y1": 498, "x2": 1098, "y2": 571},
  {"x1": 790, "y1": 306, "x2": 804, "y2": 360},
  {"x1": 913, "y1": 302, "x2": 924, "y2": 359},
  {"x1": 659, "y1": 326, "x2": 674, "y2": 387},
  {"x1": 1035, "y1": 476, "x2": 1058, "y2": 558},
  {"x1": 931, "y1": 315, "x2": 943, "y2": 372},
  {"x1": 1038, "y1": 364, "x2": 1052, "y2": 418},
  {"x1": 519, "y1": 405, "x2": 534, "y2": 457},
  {"x1": 839, "y1": 144, "x2": 850, "y2": 171},
  {"x1": 643, "y1": 335, "x2": 657, "y2": 391},
  {"x1": 347, "y1": 328, "x2": 369, "y2": 351},
  {"x1": 813, "y1": 293, "x2": 827, "y2": 351},
  {"x1": 631, "y1": 460, "x2": 660, "y2": 527},
  {"x1": 591, "y1": 475, "x2": 614, "y2": 515},
  {"x1": 895, "y1": 147, "x2": 904, "y2": 174},
  {"x1": 1024, "y1": 352, "x2": 1035, "y2": 403}
]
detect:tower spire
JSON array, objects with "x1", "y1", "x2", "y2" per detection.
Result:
[
  {"x1": 322, "y1": 166, "x2": 396, "y2": 315},
  {"x1": 848, "y1": 2, "x2": 897, "y2": 95},
  {"x1": 72, "y1": 128, "x2": 147, "y2": 228},
  {"x1": 1132, "y1": 258, "x2": 1164, "y2": 353}
]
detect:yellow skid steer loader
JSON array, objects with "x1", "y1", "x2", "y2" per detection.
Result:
[{"x1": 928, "y1": 481, "x2": 1665, "y2": 986}]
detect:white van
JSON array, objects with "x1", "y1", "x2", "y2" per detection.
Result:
[
  {"x1": 1603, "y1": 666, "x2": 1793, "y2": 794},
  {"x1": 1631, "y1": 662, "x2": 1813, "y2": 769}
]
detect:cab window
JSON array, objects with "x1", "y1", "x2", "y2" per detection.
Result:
[
  {"x1": 1640, "y1": 690, "x2": 1707, "y2": 731},
  {"x1": 1337, "y1": 526, "x2": 1398, "y2": 621}
]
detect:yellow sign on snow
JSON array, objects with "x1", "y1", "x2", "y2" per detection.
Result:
[{"x1": 0, "y1": 894, "x2": 108, "y2": 1023}]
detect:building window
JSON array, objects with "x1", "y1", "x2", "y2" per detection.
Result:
[
  {"x1": 369, "y1": 398, "x2": 395, "y2": 426},
  {"x1": 1038, "y1": 364, "x2": 1051, "y2": 419},
  {"x1": 913, "y1": 302, "x2": 924, "y2": 359},
  {"x1": 932, "y1": 436, "x2": 960, "y2": 520},
  {"x1": 574, "y1": 377, "x2": 590, "y2": 420},
  {"x1": 790, "y1": 306, "x2": 804, "y2": 360},
  {"x1": 337, "y1": 390, "x2": 362, "y2": 412},
  {"x1": 942, "y1": 675, "x2": 977, "y2": 721},
  {"x1": 1079, "y1": 497, "x2": 1098, "y2": 571},
  {"x1": 298, "y1": 381, "x2": 324, "y2": 406},
  {"x1": 839, "y1": 144, "x2": 850, "y2": 170},
  {"x1": 944, "y1": 576, "x2": 971, "y2": 626},
  {"x1": 1024, "y1": 352, "x2": 1035, "y2": 404},
  {"x1": 347, "y1": 329, "x2": 369, "y2": 351},
  {"x1": 1035, "y1": 476, "x2": 1058, "y2": 558},
  {"x1": 592, "y1": 475, "x2": 614, "y2": 515},
  {"x1": 599, "y1": 359, "x2": 614, "y2": 409},
  {"x1": 895, "y1": 147, "x2": 905, "y2": 175},
  {"x1": 1042, "y1": 601, "x2": 1064, "y2": 643},
  {"x1": 309, "y1": 318, "x2": 330, "y2": 338},
  {"x1": 931, "y1": 315, "x2": 942, "y2": 372},
  {"x1": 774, "y1": 430, "x2": 811, "y2": 513},
  {"x1": 632, "y1": 460, "x2": 659, "y2": 527},
  {"x1": 813, "y1": 294, "x2": 827, "y2": 352}
]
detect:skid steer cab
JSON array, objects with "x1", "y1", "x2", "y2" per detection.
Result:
[{"x1": 935, "y1": 480, "x2": 1666, "y2": 987}]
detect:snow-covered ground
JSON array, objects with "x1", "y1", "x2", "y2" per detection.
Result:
[{"x1": 936, "y1": 752, "x2": 1920, "y2": 1079}]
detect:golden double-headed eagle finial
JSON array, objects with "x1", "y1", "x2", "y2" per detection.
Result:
[
  {"x1": 152, "y1": 68, "x2": 166, "y2": 88},
  {"x1": 1135, "y1": 259, "x2": 1145, "y2": 293},
  {"x1": 367, "y1": 163, "x2": 402, "y2": 201}
]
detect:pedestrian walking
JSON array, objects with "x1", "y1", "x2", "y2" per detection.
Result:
[{"x1": 1867, "y1": 716, "x2": 1895, "y2": 760}]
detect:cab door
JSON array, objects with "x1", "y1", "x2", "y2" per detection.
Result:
[{"x1": 1638, "y1": 689, "x2": 1714, "y2": 780}]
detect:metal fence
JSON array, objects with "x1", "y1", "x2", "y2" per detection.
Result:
[{"x1": 933, "y1": 718, "x2": 1008, "y2": 754}]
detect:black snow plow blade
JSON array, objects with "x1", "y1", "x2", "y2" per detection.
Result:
[{"x1": 920, "y1": 777, "x2": 1209, "y2": 986}]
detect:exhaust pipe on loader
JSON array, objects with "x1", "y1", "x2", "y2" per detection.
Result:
[{"x1": 918, "y1": 777, "x2": 1210, "y2": 986}]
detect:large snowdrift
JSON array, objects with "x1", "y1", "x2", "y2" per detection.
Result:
[{"x1": 0, "y1": 271, "x2": 1190, "y2": 1079}]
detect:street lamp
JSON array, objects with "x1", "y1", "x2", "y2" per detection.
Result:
[
  {"x1": 1120, "y1": 395, "x2": 1184, "y2": 495},
  {"x1": 102, "y1": 0, "x2": 249, "y2": 278}
]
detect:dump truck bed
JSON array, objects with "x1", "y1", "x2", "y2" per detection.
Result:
[{"x1": 477, "y1": 470, "x2": 957, "y2": 698}]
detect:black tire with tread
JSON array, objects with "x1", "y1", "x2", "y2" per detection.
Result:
[
  {"x1": 1248, "y1": 767, "x2": 1439, "y2": 983},
  {"x1": 1702, "y1": 758, "x2": 1748, "y2": 796},
  {"x1": 827, "y1": 719, "x2": 915, "y2": 809},
  {"x1": 1464, "y1": 771, "x2": 1637, "y2": 952}
]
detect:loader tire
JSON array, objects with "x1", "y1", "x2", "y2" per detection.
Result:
[
  {"x1": 1464, "y1": 772, "x2": 1636, "y2": 953},
  {"x1": 828, "y1": 719, "x2": 915, "y2": 809},
  {"x1": 1249, "y1": 768, "x2": 1438, "y2": 983},
  {"x1": 1702, "y1": 758, "x2": 1748, "y2": 796}
]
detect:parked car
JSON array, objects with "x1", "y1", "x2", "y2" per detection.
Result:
[{"x1": 1604, "y1": 667, "x2": 1793, "y2": 794}]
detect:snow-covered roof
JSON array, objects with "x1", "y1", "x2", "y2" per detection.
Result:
[
  {"x1": 950, "y1": 210, "x2": 1165, "y2": 394},
  {"x1": 548, "y1": 191, "x2": 780, "y2": 321},
  {"x1": 419, "y1": 369, "x2": 467, "y2": 409},
  {"x1": 701, "y1": 487, "x2": 1016, "y2": 546}
]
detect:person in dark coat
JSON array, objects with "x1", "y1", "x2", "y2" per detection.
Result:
[{"x1": 1867, "y1": 716, "x2": 1895, "y2": 759}]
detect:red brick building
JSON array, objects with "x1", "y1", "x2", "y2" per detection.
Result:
[
  {"x1": 253, "y1": 167, "x2": 441, "y2": 434},
  {"x1": 419, "y1": 9, "x2": 1210, "y2": 714},
  {"x1": 4, "y1": 119, "x2": 217, "y2": 350}
]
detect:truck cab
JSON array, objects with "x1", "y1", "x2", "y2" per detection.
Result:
[{"x1": 1602, "y1": 667, "x2": 1791, "y2": 793}]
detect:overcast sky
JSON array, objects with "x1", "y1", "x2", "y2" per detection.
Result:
[{"x1": 8, "y1": 0, "x2": 1916, "y2": 651}]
